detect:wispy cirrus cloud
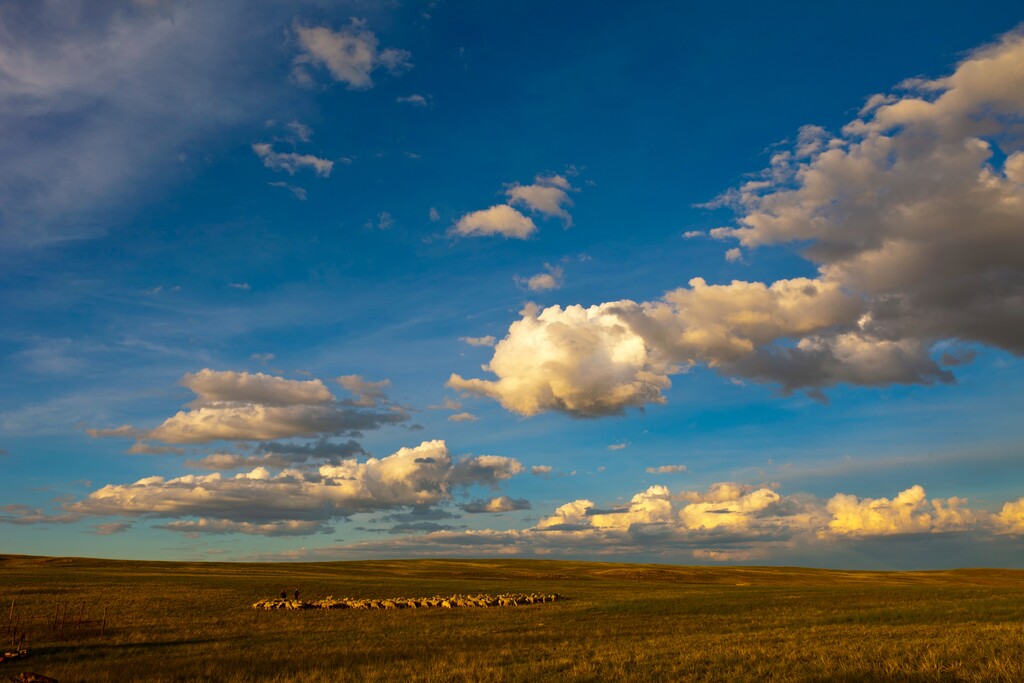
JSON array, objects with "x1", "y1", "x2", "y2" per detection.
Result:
[{"x1": 0, "y1": 1, "x2": 286, "y2": 248}]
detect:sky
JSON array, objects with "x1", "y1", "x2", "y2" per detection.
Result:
[{"x1": 2, "y1": 0, "x2": 1023, "y2": 569}]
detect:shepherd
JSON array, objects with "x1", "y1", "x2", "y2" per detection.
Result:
[{"x1": 294, "y1": 588, "x2": 300, "y2": 600}]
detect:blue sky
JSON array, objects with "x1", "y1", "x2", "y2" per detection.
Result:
[{"x1": 2, "y1": 0, "x2": 1023, "y2": 568}]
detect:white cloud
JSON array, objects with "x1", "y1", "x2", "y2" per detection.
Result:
[
  {"x1": 823, "y1": 485, "x2": 976, "y2": 537},
  {"x1": 996, "y1": 498, "x2": 1024, "y2": 534},
  {"x1": 531, "y1": 465, "x2": 552, "y2": 475},
  {"x1": 452, "y1": 30, "x2": 1024, "y2": 416},
  {"x1": 60, "y1": 440, "x2": 524, "y2": 534},
  {"x1": 678, "y1": 484, "x2": 782, "y2": 530},
  {"x1": 515, "y1": 264, "x2": 564, "y2": 292},
  {"x1": 712, "y1": 30, "x2": 1024, "y2": 359},
  {"x1": 724, "y1": 248, "x2": 743, "y2": 263},
  {"x1": 646, "y1": 465, "x2": 687, "y2": 474},
  {"x1": 184, "y1": 369, "x2": 334, "y2": 406},
  {"x1": 461, "y1": 496, "x2": 531, "y2": 513},
  {"x1": 291, "y1": 19, "x2": 411, "y2": 90},
  {"x1": 429, "y1": 207, "x2": 440, "y2": 222},
  {"x1": 607, "y1": 442, "x2": 628, "y2": 451},
  {"x1": 452, "y1": 172, "x2": 581, "y2": 240},
  {"x1": 228, "y1": 282, "x2": 251, "y2": 290},
  {"x1": 91, "y1": 369, "x2": 406, "y2": 445},
  {"x1": 449, "y1": 301, "x2": 672, "y2": 417},
  {"x1": 252, "y1": 143, "x2": 333, "y2": 177},
  {"x1": 506, "y1": 174, "x2": 575, "y2": 226},
  {"x1": 397, "y1": 94, "x2": 430, "y2": 107},
  {"x1": 451, "y1": 276, "x2": 867, "y2": 416},
  {"x1": 460, "y1": 335, "x2": 496, "y2": 347},
  {"x1": 448, "y1": 412, "x2": 478, "y2": 423},
  {"x1": 451, "y1": 205, "x2": 537, "y2": 239}
]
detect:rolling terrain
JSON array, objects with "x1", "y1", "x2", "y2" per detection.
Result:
[{"x1": 2, "y1": 555, "x2": 1023, "y2": 682}]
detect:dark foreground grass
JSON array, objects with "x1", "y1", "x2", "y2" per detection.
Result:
[{"x1": 2, "y1": 555, "x2": 1024, "y2": 682}]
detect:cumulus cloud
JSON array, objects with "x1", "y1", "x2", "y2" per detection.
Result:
[
  {"x1": 823, "y1": 485, "x2": 976, "y2": 537},
  {"x1": 460, "y1": 335, "x2": 496, "y2": 347},
  {"x1": 515, "y1": 264, "x2": 564, "y2": 292},
  {"x1": 291, "y1": 19, "x2": 411, "y2": 90},
  {"x1": 531, "y1": 482, "x2": 819, "y2": 550},
  {"x1": 451, "y1": 31, "x2": 1024, "y2": 416},
  {"x1": 451, "y1": 172, "x2": 581, "y2": 239},
  {"x1": 252, "y1": 143, "x2": 333, "y2": 176},
  {"x1": 678, "y1": 484, "x2": 783, "y2": 530},
  {"x1": 50, "y1": 440, "x2": 524, "y2": 535},
  {"x1": 450, "y1": 205, "x2": 537, "y2": 239},
  {"x1": 714, "y1": 30, "x2": 1024, "y2": 357},
  {"x1": 531, "y1": 465, "x2": 552, "y2": 475},
  {"x1": 90, "y1": 369, "x2": 406, "y2": 445},
  {"x1": 506, "y1": 174, "x2": 575, "y2": 226},
  {"x1": 183, "y1": 369, "x2": 333, "y2": 406},
  {"x1": 996, "y1": 498, "x2": 1024, "y2": 534},
  {"x1": 461, "y1": 496, "x2": 531, "y2": 513}
]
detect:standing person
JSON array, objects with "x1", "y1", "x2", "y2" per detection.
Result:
[
  {"x1": 280, "y1": 590, "x2": 287, "y2": 600},
  {"x1": 294, "y1": 588, "x2": 300, "y2": 600}
]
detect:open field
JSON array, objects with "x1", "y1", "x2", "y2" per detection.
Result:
[{"x1": 2, "y1": 555, "x2": 1024, "y2": 682}]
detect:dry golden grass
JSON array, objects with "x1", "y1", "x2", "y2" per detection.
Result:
[{"x1": 2, "y1": 555, "x2": 1024, "y2": 682}]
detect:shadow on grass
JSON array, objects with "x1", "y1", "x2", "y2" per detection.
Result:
[{"x1": 37, "y1": 636, "x2": 243, "y2": 657}]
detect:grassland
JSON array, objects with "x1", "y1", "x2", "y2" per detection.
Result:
[{"x1": 2, "y1": 555, "x2": 1024, "y2": 682}]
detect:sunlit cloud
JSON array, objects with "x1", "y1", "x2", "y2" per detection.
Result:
[
  {"x1": 506, "y1": 174, "x2": 575, "y2": 226},
  {"x1": 291, "y1": 19, "x2": 411, "y2": 90},
  {"x1": 86, "y1": 369, "x2": 407, "y2": 445},
  {"x1": 461, "y1": 496, "x2": 531, "y2": 513},
  {"x1": 453, "y1": 32, "x2": 1024, "y2": 416},
  {"x1": 252, "y1": 143, "x2": 333, "y2": 177},
  {"x1": 515, "y1": 264, "x2": 564, "y2": 292},
  {"x1": 646, "y1": 465, "x2": 687, "y2": 474},
  {"x1": 4, "y1": 440, "x2": 526, "y2": 535},
  {"x1": 460, "y1": 335, "x2": 496, "y2": 347},
  {"x1": 823, "y1": 485, "x2": 977, "y2": 537},
  {"x1": 451, "y1": 205, "x2": 536, "y2": 239}
]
